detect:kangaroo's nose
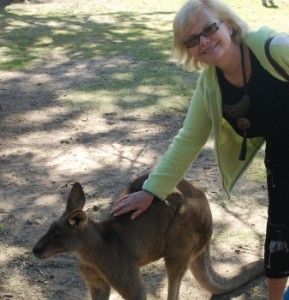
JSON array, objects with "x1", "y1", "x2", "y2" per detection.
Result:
[
  {"x1": 32, "y1": 245, "x2": 42, "y2": 258},
  {"x1": 32, "y1": 246, "x2": 38, "y2": 255}
]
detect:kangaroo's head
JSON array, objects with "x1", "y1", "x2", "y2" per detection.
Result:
[{"x1": 33, "y1": 182, "x2": 88, "y2": 259}]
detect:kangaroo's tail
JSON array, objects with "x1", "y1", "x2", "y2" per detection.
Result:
[{"x1": 190, "y1": 245, "x2": 264, "y2": 295}]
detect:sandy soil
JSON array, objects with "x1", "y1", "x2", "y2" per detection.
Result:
[{"x1": 0, "y1": 3, "x2": 270, "y2": 299}]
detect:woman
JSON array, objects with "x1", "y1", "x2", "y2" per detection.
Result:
[{"x1": 111, "y1": 0, "x2": 289, "y2": 298}]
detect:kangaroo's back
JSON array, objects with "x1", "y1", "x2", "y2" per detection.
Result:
[{"x1": 105, "y1": 175, "x2": 213, "y2": 265}]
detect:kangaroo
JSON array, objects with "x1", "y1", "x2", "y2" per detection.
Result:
[{"x1": 33, "y1": 174, "x2": 264, "y2": 300}]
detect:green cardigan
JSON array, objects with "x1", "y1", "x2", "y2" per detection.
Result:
[{"x1": 143, "y1": 26, "x2": 289, "y2": 200}]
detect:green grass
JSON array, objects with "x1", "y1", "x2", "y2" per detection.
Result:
[
  {"x1": 1, "y1": 0, "x2": 196, "y2": 113},
  {"x1": 0, "y1": 3, "x2": 177, "y2": 69}
]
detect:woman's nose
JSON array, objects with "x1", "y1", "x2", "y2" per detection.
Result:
[{"x1": 199, "y1": 35, "x2": 210, "y2": 45}]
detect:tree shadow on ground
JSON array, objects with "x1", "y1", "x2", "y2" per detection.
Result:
[{"x1": 0, "y1": 3, "x2": 267, "y2": 299}]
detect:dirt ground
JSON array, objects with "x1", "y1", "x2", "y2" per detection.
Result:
[{"x1": 0, "y1": 3, "x2": 270, "y2": 300}]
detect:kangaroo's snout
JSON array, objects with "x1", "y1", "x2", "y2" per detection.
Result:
[
  {"x1": 33, "y1": 245, "x2": 41, "y2": 258},
  {"x1": 33, "y1": 243, "x2": 48, "y2": 259}
]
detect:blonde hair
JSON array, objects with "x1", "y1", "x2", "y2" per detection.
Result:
[{"x1": 173, "y1": 0, "x2": 249, "y2": 71}]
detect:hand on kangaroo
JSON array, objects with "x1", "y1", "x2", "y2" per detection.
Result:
[
  {"x1": 111, "y1": 190, "x2": 154, "y2": 220},
  {"x1": 33, "y1": 174, "x2": 264, "y2": 300}
]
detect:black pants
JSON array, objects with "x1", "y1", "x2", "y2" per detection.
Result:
[{"x1": 264, "y1": 140, "x2": 289, "y2": 278}]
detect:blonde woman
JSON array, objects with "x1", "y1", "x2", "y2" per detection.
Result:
[{"x1": 112, "y1": 0, "x2": 289, "y2": 298}]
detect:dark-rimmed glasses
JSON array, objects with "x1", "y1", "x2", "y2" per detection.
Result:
[{"x1": 184, "y1": 21, "x2": 223, "y2": 49}]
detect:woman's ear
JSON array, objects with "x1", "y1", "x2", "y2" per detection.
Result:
[
  {"x1": 225, "y1": 23, "x2": 233, "y2": 36},
  {"x1": 223, "y1": 21, "x2": 234, "y2": 36}
]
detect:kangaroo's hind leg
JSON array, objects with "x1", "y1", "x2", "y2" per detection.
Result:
[{"x1": 164, "y1": 254, "x2": 192, "y2": 300}]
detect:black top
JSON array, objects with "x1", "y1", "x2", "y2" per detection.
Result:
[{"x1": 217, "y1": 48, "x2": 289, "y2": 142}]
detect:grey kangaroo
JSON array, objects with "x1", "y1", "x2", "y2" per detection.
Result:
[{"x1": 33, "y1": 174, "x2": 264, "y2": 300}]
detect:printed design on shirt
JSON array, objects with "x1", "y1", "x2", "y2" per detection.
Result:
[{"x1": 267, "y1": 228, "x2": 289, "y2": 269}]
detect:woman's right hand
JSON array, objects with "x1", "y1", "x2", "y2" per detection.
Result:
[{"x1": 111, "y1": 190, "x2": 154, "y2": 220}]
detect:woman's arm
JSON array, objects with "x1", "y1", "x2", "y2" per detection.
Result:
[{"x1": 142, "y1": 76, "x2": 213, "y2": 200}]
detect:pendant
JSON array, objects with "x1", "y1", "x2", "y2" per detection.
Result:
[
  {"x1": 237, "y1": 117, "x2": 251, "y2": 131},
  {"x1": 223, "y1": 94, "x2": 250, "y2": 119}
]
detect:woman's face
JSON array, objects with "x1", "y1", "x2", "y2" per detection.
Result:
[{"x1": 185, "y1": 8, "x2": 234, "y2": 66}]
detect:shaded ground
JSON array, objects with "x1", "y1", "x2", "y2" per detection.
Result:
[{"x1": 0, "y1": 2, "x2": 270, "y2": 300}]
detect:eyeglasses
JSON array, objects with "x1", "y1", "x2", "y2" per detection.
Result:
[{"x1": 184, "y1": 21, "x2": 223, "y2": 49}]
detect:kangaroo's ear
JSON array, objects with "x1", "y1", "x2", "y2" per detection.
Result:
[
  {"x1": 66, "y1": 182, "x2": 85, "y2": 213},
  {"x1": 68, "y1": 210, "x2": 88, "y2": 227}
]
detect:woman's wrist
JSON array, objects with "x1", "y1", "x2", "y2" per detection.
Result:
[{"x1": 141, "y1": 189, "x2": 156, "y2": 198}]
